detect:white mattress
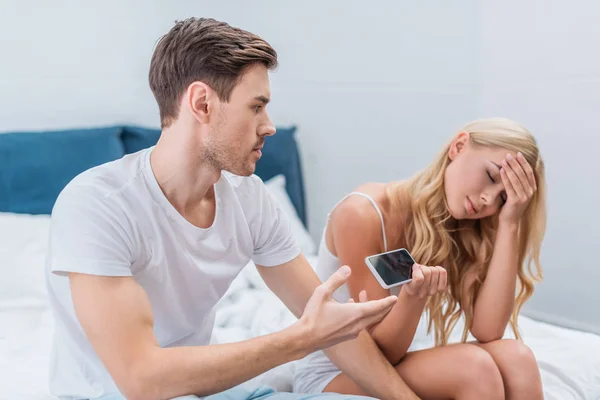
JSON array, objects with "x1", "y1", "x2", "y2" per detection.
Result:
[{"x1": 1, "y1": 255, "x2": 599, "y2": 399}]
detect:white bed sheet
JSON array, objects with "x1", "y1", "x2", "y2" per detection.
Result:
[{"x1": 1, "y1": 256, "x2": 599, "y2": 399}]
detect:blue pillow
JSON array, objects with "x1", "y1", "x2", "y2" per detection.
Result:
[
  {"x1": 0, "y1": 126, "x2": 125, "y2": 214},
  {"x1": 255, "y1": 126, "x2": 307, "y2": 226},
  {"x1": 122, "y1": 125, "x2": 161, "y2": 154}
]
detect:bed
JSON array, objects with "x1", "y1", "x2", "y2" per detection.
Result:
[{"x1": 0, "y1": 126, "x2": 599, "y2": 399}]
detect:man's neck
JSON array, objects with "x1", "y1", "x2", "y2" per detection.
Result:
[{"x1": 149, "y1": 125, "x2": 221, "y2": 223}]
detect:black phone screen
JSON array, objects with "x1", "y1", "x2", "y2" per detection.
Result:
[{"x1": 367, "y1": 249, "x2": 415, "y2": 286}]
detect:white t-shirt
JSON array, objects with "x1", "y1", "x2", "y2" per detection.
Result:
[{"x1": 45, "y1": 148, "x2": 300, "y2": 400}]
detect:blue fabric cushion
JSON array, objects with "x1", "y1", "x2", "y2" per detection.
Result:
[
  {"x1": 122, "y1": 125, "x2": 161, "y2": 154},
  {"x1": 255, "y1": 126, "x2": 306, "y2": 226},
  {"x1": 0, "y1": 127, "x2": 125, "y2": 214}
]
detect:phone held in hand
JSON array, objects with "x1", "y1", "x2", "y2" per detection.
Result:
[{"x1": 364, "y1": 248, "x2": 416, "y2": 289}]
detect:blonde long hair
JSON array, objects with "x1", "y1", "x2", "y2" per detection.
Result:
[{"x1": 398, "y1": 118, "x2": 547, "y2": 346}]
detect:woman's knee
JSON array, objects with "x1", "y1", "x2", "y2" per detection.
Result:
[
  {"x1": 492, "y1": 339, "x2": 541, "y2": 389},
  {"x1": 496, "y1": 339, "x2": 538, "y2": 368},
  {"x1": 456, "y1": 345, "x2": 505, "y2": 399}
]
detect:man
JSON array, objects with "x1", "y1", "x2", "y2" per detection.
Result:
[{"x1": 46, "y1": 17, "x2": 420, "y2": 400}]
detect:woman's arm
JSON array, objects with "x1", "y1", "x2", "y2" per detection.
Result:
[
  {"x1": 469, "y1": 221, "x2": 519, "y2": 342},
  {"x1": 330, "y1": 196, "x2": 446, "y2": 365},
  {"x1": 470, "y1": 152, "x2": 538, "y2": 342}
]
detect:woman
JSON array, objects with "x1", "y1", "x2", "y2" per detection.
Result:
[{"x1": 294, "y1": 118, "x2": 546, "y2": 400}]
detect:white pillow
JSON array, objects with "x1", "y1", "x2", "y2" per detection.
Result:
[
  {"x1": 0, "y1": 212, "x2": 51, "y2": 310},
  {"x1": 0, "y1": 212, "x2": 52, "y2": 342},
  {"x1": 264, "y1": 175, "x2": 316, "y2": 255}
]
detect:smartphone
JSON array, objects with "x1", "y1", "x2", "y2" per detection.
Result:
[{"x1": 364, "y1": 248, "x2": 416, "y2": 289}]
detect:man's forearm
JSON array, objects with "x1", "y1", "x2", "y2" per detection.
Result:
[
  {"x1": 135, "y1": 323, "x2": 309, "y2": 400},
  {"x1": 324, "y1": 330, "x2": 420, "y2": 400}
]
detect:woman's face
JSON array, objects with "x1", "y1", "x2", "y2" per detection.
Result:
[{"x1": 444, "y1": 133, "x2": 511, "y2": 220}]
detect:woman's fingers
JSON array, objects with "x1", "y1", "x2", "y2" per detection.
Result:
[
  {"x1": 503, "y1": 155, "x2": 526, "y2": 200},
  {"x1": 516, "y1": 152, "x2": 537, "y2": 195},
  {"x1": 420, "y1": 265, "x2": 432, "y2": 299},
  {"x1": 501, "y1": 164, "x2": 517, "y2": 202},
  {"x1": 437, "y1": 266, "x2": 447, "y2": 292},
  {"x1": 428, "y1": 266, "x2": 440, "y2": 296}
]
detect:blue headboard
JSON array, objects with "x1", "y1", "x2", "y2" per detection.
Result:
[{"x1": 0, "y1": 125, "x2": 307, "y2": 227}]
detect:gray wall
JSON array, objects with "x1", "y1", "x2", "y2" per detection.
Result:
[
  {"x1": 1, "y1": 0, "x2": 598, "y2": 333},
  {"x1": 479, "y1": 0, "x2": 600, "y2": 333}
]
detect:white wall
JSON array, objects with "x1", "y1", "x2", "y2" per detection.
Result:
[
  {"x1": 244, "y1": 1, "x2": 480, "y2": 241},
  {"x1": 0, "y1": 1, "x2": 210, "y2": 130},
  {"x1": 480, "y1": 0, "x2": 600, "y2": 333}
]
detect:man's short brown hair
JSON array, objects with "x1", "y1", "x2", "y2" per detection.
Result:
[{"x1": 149, "y1": 18, "x2": 278, "y2": 128}]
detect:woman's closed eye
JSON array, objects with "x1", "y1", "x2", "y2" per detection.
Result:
[{"x1": 487, "y1": 170, "x2": 507, "y2": 204}]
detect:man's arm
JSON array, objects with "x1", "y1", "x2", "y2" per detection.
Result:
[
  {"x1": 258, "y1": 253, "x2": 420, "y2": 400},
  {"x1": 70, "y1": 266, "x2": 396, "y2": 400},
  {"x1": 69, "y1": 273, "x2": 305, "y2": 400}
]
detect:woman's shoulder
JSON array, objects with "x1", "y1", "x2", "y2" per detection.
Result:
[
  {"x1": 330, "y1": 181, "x2": 407, "y2": 229},
  {"x1": 326, "y1": 181, "x2": 410, "y2": 255}
]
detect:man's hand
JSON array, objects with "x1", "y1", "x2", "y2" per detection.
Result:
[
  {"x1": 69, "y1": 271, "x2": 345, "y2": 400},
  {"x1": 298, "y1": 265, "x2": 398, "y2": 352},
  {"x1": 258, "y1": 256, "x2": 419, "y2": 400}
]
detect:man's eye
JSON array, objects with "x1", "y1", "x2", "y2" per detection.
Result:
[{"x1": 254, "y1": 105, "x2": 263, "y2": 113}]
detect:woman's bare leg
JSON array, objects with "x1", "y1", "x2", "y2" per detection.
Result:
[
  {"x1": 324, "y1": 343, "x2": 504, "y2": 400},
  {"x1": 473, "y1": 339, "x2": 543, "y2": 400}
]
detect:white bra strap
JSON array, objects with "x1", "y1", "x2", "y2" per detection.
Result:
[{"x1": 330, "y1": 192, "x2": 388, "y2": 252}]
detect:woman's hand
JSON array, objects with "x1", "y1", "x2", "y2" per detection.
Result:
[
  {"x1": 499, "y1": 152, "x2": 537, "y2": 225},
  {"x1": 403, "y1": 263, "x2": 447, "y2": 299}
]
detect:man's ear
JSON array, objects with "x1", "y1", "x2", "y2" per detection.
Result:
[
  {"x1": 186, "y1": 81, "x2": 215, "y2": 124},
  {"x1": 448, "y1": 131, "x2": 470, "y2": 161}
]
